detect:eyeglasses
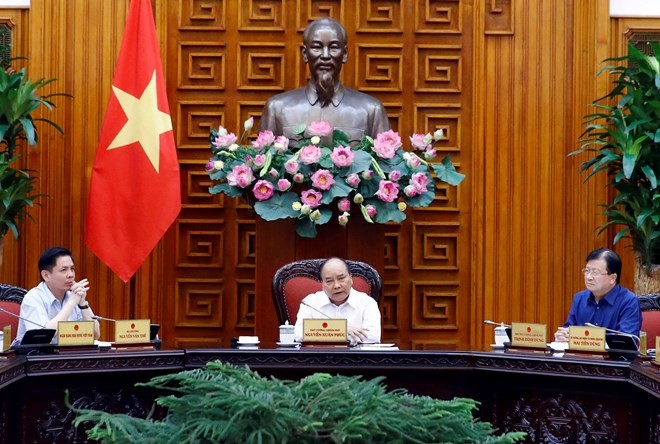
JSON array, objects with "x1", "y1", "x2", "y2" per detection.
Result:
[{"x1": 581, "y1": 268, "x2": 609, "y2": 277}]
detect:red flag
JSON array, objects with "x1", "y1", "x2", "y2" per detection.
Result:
[{"x1": 85, "y1": 0, "x2": 180, "y2": 282}]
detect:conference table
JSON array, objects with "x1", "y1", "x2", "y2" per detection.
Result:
[{"x1": 0, "y1": 344, "x2": 658, "y2": 443}]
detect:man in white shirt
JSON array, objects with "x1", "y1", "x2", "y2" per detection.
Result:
[
  {"x1": 294, "y1": 257, "x2": 381, "y2": 344},
  {"x1": 15, "y1": 247, "x2": 100, "y2": 344}
]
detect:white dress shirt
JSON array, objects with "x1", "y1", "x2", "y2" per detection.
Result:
[
  {"x1": 15, "y1": 281, "x2": 83, "y2": 343},
  {"x1": 294, "y1": 288, "x2": 381, "y2": 343}
]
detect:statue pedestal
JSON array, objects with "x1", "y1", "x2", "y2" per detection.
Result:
[{"x1": 255, "y1": 217, "x2": 384, "y2": 342}]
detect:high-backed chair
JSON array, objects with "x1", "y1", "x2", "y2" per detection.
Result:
[
  {"x1": 272, "y1": 259, "x2": 381, "y2": 325},
  {"x1": 639, "y1": 293, "x2": 660, "y2": 347},
  {"x1": 0, "y1": 284, "x2": 27, "y2": 341}
]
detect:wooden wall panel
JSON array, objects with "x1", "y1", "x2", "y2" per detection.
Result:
[{"x1": 1, "y1": 0, "x2": 654, "y2": 350}]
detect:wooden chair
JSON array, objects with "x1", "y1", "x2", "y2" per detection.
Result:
[
  {"x1": 0, "y1": 284, "x2": 27, "y2": 341},
  {"x1": 272, "y1": 259, "x2": 381, "y2": 325},
  {"x1": 639, "y1": 293, "x2": 660, "y2": 347}
]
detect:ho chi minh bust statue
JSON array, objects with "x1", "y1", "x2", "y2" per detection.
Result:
[{"x1": 259, "y1": 18, "x2": 390, "y2": 142}]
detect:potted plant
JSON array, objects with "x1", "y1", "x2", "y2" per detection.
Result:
[
  {"x1": 572, "y1": 42, "x2": 660, "y2": 294},
  {"x1": 0, "y1": 42, "x2": 67, "y2": 263},
  {"x1": 71, "y1": 360, "x2": 525, "y2": 443}
]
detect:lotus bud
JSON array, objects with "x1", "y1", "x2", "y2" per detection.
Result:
[
  {"x1": 228, "y1": 143, "x2": 239, "y2": 152},
  {"x1": 353, "y1": 193, "x2": 364, "y2": 204},
  {"x1": 361, "y1": 170, "x2": 373, "y2": 181},
  {"x1": 292, "y1": 201, "x2": 302, "y2": 211},
  {"x1": 293, "y1": 172, "x2": 305, "y2": 183},
  {"x1": 338, "y1": 212, "x2": 349, "y2": 226},
  {"x1": 310, "y1": 209, "x2": 321, "y2": 221},
  {"x1": 244, "y1": 116, "x2": 254, "y2": 132},
  {"x1": 311, "y1": 136, "x2": 321, "y2": 145},
  {"x1": 397, "y1": 202, "x2": 407, "y2": 211},
  {"x1": 433, "y1": 129, "x2": 444, "y2": 141},
  {"x1": 301, "y1": 204, "x2": 312, "y2": 215},
  {"x1": 268, "y1": 168, "x2": 279, "y2": 178},
  {"x1": 338, "y1": 198, "x2": 351, "y2": 212},
  {"x1": 218, "y1": 126, "x2": 228, "y2": 136},
  {"x1": 366, "y1": 205, "x2": 377, "y2": 218},
  {"x1": 423, "y1": 133, "x2": 433, "y2": 146}
]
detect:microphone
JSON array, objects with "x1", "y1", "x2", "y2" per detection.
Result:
[
  {"x1": 584, "y1": 322, "x2": 640, "y2": 345},
  {"x1": 91, "y1": 315, "x2": 115, "y2": 322},
  {"x1": 300, "y1": 301, "x2": 331, "y2": 318},
  {"x1": 0, "y1": 307, "x2": 48, "y2": 329},
  {"x1": 483, "y1": 320, "x2": 512, "y2": 328}
]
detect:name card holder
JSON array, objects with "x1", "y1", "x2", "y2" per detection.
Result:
[
  {"x1": 0, "y1": 325, "x2": 10, "y2": 357},
  {"x1": 58, "y1": 321, "x2": 96, "y2": 347},
  {"x1": 302, "y1": 319, "x2": 348, "y2": 344},
  {"x1": 508, "y1": 322, "x2": 548, "y2": 351},
  {"x1": 114, "y1": 319, "x2": 152, "y2": 348},
  {"x1": 567, "y1": 325, "x2": 607, "y2": 356},
  {"x1": 654, "y1": 337, "x2": 660, "y2": 367}
]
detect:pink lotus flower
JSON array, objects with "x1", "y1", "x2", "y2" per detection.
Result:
[
  {"x1": 300, "y1": 144, "x2": 322, "y2": 165},
  {"x1": 284, "y1": 159, "x2": 299, "y2": 174},
  {"x1": 424, "y1": 149, "x2": 437, "y2": 160},
  {"x1": 338, "y1": 198, "x2": 351, "y2": 212},
  {"x1": 268, "y1": 168, "x2": 279, "y2": 178},
  {"x1": 307, "y1": 120, "x2": 332, "y2": 137},
  {"x1": 346, "y1": 173, "x2": 361, "y2": 188},
  {"x1": 213, "y1": 132, "x2": 238, "y2": 149},
  {"x1": 311, "y1": 169, "x2": 335, "y2": 190},
  {"x1": 330, "y1": 146, "x2": 354, "y2": 167},
  {"x1": 205, "y1": 160, "x2": 215, "y2": 172},
  {"x1": 274, "y1": 135, "x2": 289, "y2": 153},
  {"x1": 404, "y1": 184, "x2": 418, "y2": 197},
  {"x1": 388, "y1": 170, "x2": 402, "y2": 181},
  {"x1": 409, "y1": 133, "x2": 431, "y2": 151},
  {"x1": 375, "y1": 180, "x2": 399, "y2": 202},
  {"x1": 293, "y1": 173, "x2": 305, "y2": 183},
  {"x1": 253, "y1": 180, "x2": 274, "y2": 201},
  {"x1": 301, "y1": 189, "x2": 323, "y2": 208},
  {"x1": 227, "y1": 164, "x2": 255, "y2": 188},
  {"x1": 366, "y1": 205, "x2": 377, "y2": 218},
  {"x1": 277, "y1": 178, "x2": 291, "y2": 191},
  {"x1": 373, "y1": 130, "x2": 402, "y2": 159},
  {"x1": 254, "y1": 154, "x2": 266, "y2": 167},
  {"x1": 251, "y1": 130, "x2": 275, "y2": 151},
  {"x1": 406, "y1": 155, "x2": 421, "y2": 169},
  {"x1": 411, "y1": 172, "x2": 429, "y2": 193}
]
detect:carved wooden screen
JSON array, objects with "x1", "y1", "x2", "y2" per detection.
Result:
[{"x1": 163, "y1": 0, "x2": 472, "y2": 349}]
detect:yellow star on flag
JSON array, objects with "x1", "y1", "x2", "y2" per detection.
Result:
[{"x1": 107, "y1": 70, "x2": 172, "y2": 172}]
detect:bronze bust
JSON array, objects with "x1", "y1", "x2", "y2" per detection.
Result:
[{"x1": 259, "y1": 18, "x2": 390, "y2": 141}]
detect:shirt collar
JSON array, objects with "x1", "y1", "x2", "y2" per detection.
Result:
[
  {"x1": 305, "y1": 82, "x2": 345, "y2": 107},
  {"x1": 39, "y1": 281, "x2": 70, "y2": 305},
  {"x1": 588, "y1": 284, "x2": 621, "y2": 306},
  {"x1": 320, "y1": 287, "x2": 356, "y2": 309}
]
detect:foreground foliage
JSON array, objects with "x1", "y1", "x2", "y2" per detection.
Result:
[{"x1": 72, "y1": 360, "x2": 525, "y2": 444}]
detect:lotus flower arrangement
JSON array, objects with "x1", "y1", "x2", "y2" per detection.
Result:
[{"x1": 206, "y1": 118, "x2": 465, "y2": 238}]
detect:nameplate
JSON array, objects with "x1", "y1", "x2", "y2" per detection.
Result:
[
  {"x1": 115, "y1": 319, "x2": 150, "y2": 344},
  {"x1": 303, "y1": 319, "x2": 347, "y2": 343},
  {"x1": 58, "y1": 321, "x2": 95, "y2": 346},
  {"x1": 568, "y1": 326, "x2": 606, "y2": 351},
  {"x1": 656, "y1": 337, "x2": 660, "y2": 363},
  {"x1": 511, "y1": 322, "x2": 547, "y2": 348},
  {"x1": 2, "y1": 325, "x2": 9, "y2": 352}
]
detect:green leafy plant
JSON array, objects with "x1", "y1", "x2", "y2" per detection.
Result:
[
  {"x1": 207, "y1": 118, "x2": 464, "y2": 238},
  {"x1": 0, "y1": 55, "x2": 68, "y2": 238},
  {"x1": 71, "y1": 360, "x2": 525, "y2": 443},
  {"x1": 571, "y1": 43, "x2": 660, "y2": 269}
]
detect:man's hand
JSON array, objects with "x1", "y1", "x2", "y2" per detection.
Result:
[
  {"x1": 71, "y1": 278, "x2": 90, "y2": 304},
  {"x1": 347, "y1": 326, "x2": 369, "y2": 344},
  {"x1": 554, "y1": 327, "x2": 569, "y2": 342}
]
